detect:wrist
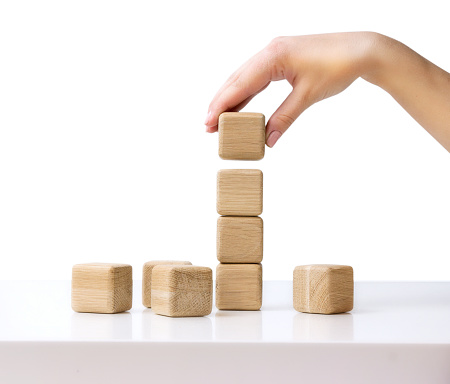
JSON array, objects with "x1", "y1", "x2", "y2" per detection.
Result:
[{"x1": 360, "y1": 32, "x2": 397, "y2": 88}]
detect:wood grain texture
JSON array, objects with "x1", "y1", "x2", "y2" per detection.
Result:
[
  {"x1": 217, "y1": 216, "x2": 263, "y2": 263},
  {"x1": 216, "y1": 263, "x2": 262, "y2": 310},
  {"x1": 217, "y1": 169, "x2": 263, "y2": 216},
  {"x1": 293, "y1": 265, "x2": 354, "y2": 315},
  {"x1": 218, "y1": 112, "x2": 265, "y2": 160},
  {"x1": 151, "y1": 265, "x2": 213, "y2": 317},
  {"x1": 71, "y1": 263, "x2": 132, "y2": 314},
  {"x1": 142, "y1": 260, "x2": 192, "y2": 308}
]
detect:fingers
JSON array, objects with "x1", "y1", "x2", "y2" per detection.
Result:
[
  {"x1": 205, "y1": 53, "x2": 279, "y2": 131},
  {"x1": 205, "y1": 84, "x2": 270, "y2": 133},
  {"x1": 205, "y1": 94, "x2": 255, "y2": 133},
  {"x1": 266, "y1": 86, "x2": 312, "y2": 147}
]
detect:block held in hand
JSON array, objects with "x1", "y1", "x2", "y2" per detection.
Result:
[{"x1": 219, "y1": 112, "x2": 265, "y2": 160}]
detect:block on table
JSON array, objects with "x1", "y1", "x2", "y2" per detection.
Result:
[
  {"x1": 142, "y1": 260, "x2": 192, "y2": 308},
  {"x1": 217, "y1": 216, "x2": 263, "y2": 263},
  {"x1": 151, "y1": 265, "x2": 213, "y2": 317},
  {"x1": 216, "y1": 264, "x2": 262, "y2": 310},
  {"x1": 217, "y1": 169, "x2": 263, "y2": 216},
  {"x1": 218, "y1": 112, "x2": 265, "y2": 160},
  {"x1": 71, "y1": 263, "x2": 132, "y2": 314},
  {"x1": 293, "y1": 264, "x2": 354, "y2": 315}
]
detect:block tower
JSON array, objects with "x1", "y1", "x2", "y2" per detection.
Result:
[{"x1": 215, "y1": 112, "x2": 265, "y2": 310}]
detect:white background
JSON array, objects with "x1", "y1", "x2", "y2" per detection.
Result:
[{"x1": 0, "y1": 0, "x2": 449, "y2": 281}]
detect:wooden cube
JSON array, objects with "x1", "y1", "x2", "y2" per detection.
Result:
[
  {"x1": 72, "y1": 263, "x2": 132, "y2": 314},
  {"x1": 142, "y1": 260, "x2": 192, "y2": 308},
  {"x1": 217, "y1": 216, "x2": 263, "y2": 263},
  {"x1": 152, "y1": 265, "x2": 213, "y2": 317},
  {"x1": 216, "y1": 264, "x2": 262, "y2": 310},
  {"x1": 293, "y1": 265, "x2": 354, "y2": 314},
  {"x1": 218, "y1": 112, "x2": 265, "y2": 160},
  {"x1": 217, "y1": 169, "x2": 263, "y2": 216}
]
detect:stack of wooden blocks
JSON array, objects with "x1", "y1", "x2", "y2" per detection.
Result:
[
  {"x1": 215, "y1": 112, "x2": 265, "y2": 311},
  {"x1": 70, "y1": 111, "x2": 355, "y2": 317}
]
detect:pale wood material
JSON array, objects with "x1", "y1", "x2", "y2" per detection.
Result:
[
  {"x1": 216, "y1": 264, "x2": 262, "y2": 310},
  {"x1": 151, "y1": 265, "x2": 213, "y2": 317},
  {"x1": 293, "y1": 265, "x2": 354, "y2": 315},
  {"x1": 71, "y1": 263, "x2": 132, "y2": 314},
  {"x1": 217, "y1": 216, "x2": 263, "y2": 263},
  {"x1": 142, "y1": 260, "x2": 192, "y2": 308},
  {"x1": 217, "y1": 169, "x2": 263, "y2": 216},
  {"x1": 218, "y1": 112, "x2": 265, "y2": 160}
]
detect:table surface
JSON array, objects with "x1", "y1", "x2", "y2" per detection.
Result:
[{"x1": 1, "y1": 280, "x2": 450, "y2": 344}]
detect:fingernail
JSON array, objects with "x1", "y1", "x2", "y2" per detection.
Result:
[
  {"x1": 267, "y1": 131, "x2": 282, "y2": 147},
  {"x1": 204, "y1": 111, "x2": 211, "y2": 126}
]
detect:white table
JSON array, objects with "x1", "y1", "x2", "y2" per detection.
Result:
[{"x1": 0, "y1": 281, "x2": 449, "y2": 383}]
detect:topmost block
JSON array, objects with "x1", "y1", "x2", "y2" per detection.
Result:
[{"x1": 219, "y1": 112, "x2": 265, "y2": 160}]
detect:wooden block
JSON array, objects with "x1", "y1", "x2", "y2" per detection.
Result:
[
  {"x1": 217, "y1": 169, "x2": 263, "y2": 216},
  {"x1": 152, "y1": 265, "x2": 213, "y2": 317},
  {"x1": 217, "y1": 216, "x2": 263, "y2": 263},
  {"x1": 293, "y1": 265, "x2": 354, "y2": 315},
  {"x1": 72, "y1": 263, "x2": 132, "y2": 314},
  {"x1": 218, "y1": 112, "x2": 265, "y2": 160},
  {"x1": 216, "y1": 264, "x2": 262, "y2": 310},
  {"x1": 142, "y1": 260, "x2": 192, "y2": 308}
]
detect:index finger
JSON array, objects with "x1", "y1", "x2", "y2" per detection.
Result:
[{"x1": 205, "y1": 50, "x2": 280, "y2": 132}]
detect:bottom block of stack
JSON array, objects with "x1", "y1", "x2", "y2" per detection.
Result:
[{"x1": 216, "y1": 264, "x2": 262, "y2": 310}]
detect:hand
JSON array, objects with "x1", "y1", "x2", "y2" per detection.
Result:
[{"x1": 205, "y1": 32, "x2": 377, "y2": 147}]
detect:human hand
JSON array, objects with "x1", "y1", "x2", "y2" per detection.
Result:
[{"x1": 205, "y1": 32, "x2": 378, "y2": 147}]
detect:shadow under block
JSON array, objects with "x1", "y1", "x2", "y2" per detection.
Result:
[
  {"x1": 217, "y1": 169, "x2": 263, "y2": 216},
  {"x1": 293, "y1": 265, "x2": 354, "y2": 315},
  {"x1": 151, "y1": 265, "x2": 213, "y2": 317},
  {"x1": 142, "y1": 260, "x2": 192, "y2": 308},
  {"x1": 216, "y1": 264, "x2": 262, "y2": 310},
  {"x1": 218, "y1": 112, "x2": 265, "y2": 160},
  {"x1": 217, "y1": 216, "x2": 263, "y2": 263},
  {"x1": 71, "y1": 263, "x2": 132, "y2": 314}
]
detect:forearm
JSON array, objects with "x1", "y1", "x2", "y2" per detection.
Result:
[{"x1": 363, "y1": 34, "x2": 450, "y2": 152}]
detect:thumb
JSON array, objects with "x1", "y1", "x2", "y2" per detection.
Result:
[{"x1": 266, "y1": 87, "x2": 311, "y2": 148}]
